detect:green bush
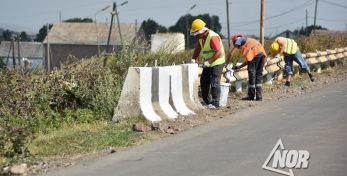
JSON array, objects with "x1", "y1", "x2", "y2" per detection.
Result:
[{"x1": 1, "y1": 34, "x2": 346, "y2": 163}]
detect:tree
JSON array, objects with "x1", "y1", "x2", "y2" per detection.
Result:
[
  {"x1": 34, "y1": 24, "x2": 53, "y2": 42},
  {"x1": 169, "y1": 13, "x2": 223, "y2": 48},
  {"x1": 140, "y1": 18, "x2": 167, "y2": 41},
  {"x1": 20, "y1": 31, "x2": 31, "y2": 42},
  {"x1": 2, "y1": 30, "x2": 13, "y2": 41},
  {"x1": 64, "y1": 18, "x2": 93, "y2": 23},
  {"x1": 293, "y1": 25, "x2": 327, "y2": 36}
]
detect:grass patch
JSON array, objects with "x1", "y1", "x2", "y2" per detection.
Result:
[{"x1": 29, "y1": 116, "x2": 146, "y2": 157}]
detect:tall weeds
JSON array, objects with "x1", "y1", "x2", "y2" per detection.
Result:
[{"x1": 0, "y1": 34, "x2": 346, "y2": 164}]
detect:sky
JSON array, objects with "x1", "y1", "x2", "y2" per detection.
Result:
[{"x1": 1, "y1": 0, "x2": 346, "y2": 38}]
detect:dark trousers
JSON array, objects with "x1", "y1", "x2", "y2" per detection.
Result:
[
  {"x1": 200, "y1": 63, "x2": 224, "y2": 106},
  {"x1": 247, "y1": 54, "x2": 264, "y2": 100}
]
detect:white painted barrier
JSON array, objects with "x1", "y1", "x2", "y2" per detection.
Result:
[
  {"x1": 139, "y1": 67, "x2": 162, "y2": 122},
  {"x1": 169, "y1": 66, "x2": 195, "y2": 116},
  {"x1": 152, "y1": 67, "x2": 178, "y2": 120},
  {"x1": 113, "y1": 64, "x2": 199, "y2": 122}
]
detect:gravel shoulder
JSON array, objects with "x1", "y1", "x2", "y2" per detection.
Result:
[{"x1": 24, "y1": 63, "x2": 347, "y2": 175}]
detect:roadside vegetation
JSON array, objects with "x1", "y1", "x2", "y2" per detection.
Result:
[{"x1": 0, "y1": 34, "x2": 346, "y2": 169}]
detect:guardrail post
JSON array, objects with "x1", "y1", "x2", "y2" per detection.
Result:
[
  {"x1": 325, "y1": 61, "x2": 331, "y2": 70},
  {"x1": 266, "y1": 73, "x2": 273, "y2": 85},
  {"x1": 293, "y1": 67, "x2": 300, "y2": 77},
  {"x1": 338, "y1": 58, "x2": 345, "y2": 66},
  {"x1": 316, "y1": 63, "x2": 322, "y2": 73},
  {"x1": 277, "y1": 71, "x2": 283, "y2": 81},
  {"x1": 235, "y1": 80, "x2": 242, "y2": 92}
]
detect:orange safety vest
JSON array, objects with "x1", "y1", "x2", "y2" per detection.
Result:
[{"x1": 240, "y1": 38, "x2": 267, "y2": 62}]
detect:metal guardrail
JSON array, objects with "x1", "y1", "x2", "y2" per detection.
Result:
[
  {"x1": 198, "y1": 47, "x2": 347, "y2": 92},
  {"x1": 231, "y1": 47, "x2": 347, "y2": 91}
]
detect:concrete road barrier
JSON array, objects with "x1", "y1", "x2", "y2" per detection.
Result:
[
  {"x1": 113, "y1": 47, "x2": 346, "y2": 121},
  {"x1": 113, "y1": 65, "x2": 199, "y2": 122}
]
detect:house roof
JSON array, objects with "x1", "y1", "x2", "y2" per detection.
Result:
[
  {"x1": 273, "y1": 30, "x2": 297, "y2": 39},
  {"x1": 0, "y1": 41, "x2": 43, "y2": 58},
  {"x1": 313, "y1": 30, "x2": 347, "y2": 36},
  {"x1": 43, "y1": 22, "x2": 142, "y2": 45}
]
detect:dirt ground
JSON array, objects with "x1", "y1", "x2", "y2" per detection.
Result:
[
  {"x1": 147, "y1": 63, "x2": 347, "y2": 137},
  {"x1": 23, "y1": 63, "x2": 347, "y2": 175}
]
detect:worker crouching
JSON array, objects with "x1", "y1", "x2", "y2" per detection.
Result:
[
  {"x1": 226, "y1": 34, "x2": 267, "y2": 101},
  {"x1": 271, "y1": 37, "x2": 316, "y2": 87}
]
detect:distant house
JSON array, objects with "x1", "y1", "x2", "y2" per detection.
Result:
[
  {"x1": 273, "y1": 30, "x2": 297, "y2": 39},
  {"x1": 150, "y1": 33, "x2": 185, "y2": 53},
  {"x1": 43, "y1": 22, "x2": 145, "y2": 69},
  {"x1": 312, "y1": 30, "x2": 347, "y2": 36},
  {"x1": 0, "y1": 41, "x2": 44, "y2": 69}
]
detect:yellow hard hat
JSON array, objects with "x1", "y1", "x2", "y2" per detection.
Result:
[
  {"x1": 191, "y1": 19, "x2": 206, "y2": 33},
  {"x1": 271, "y1": 42, "x2": 280, "y2": 54}
]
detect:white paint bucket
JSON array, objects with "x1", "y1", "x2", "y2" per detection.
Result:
[{"x1": 219, "y1": 82, "x2": 230, "y2": 107}]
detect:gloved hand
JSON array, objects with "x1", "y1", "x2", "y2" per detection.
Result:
[
  {"x1": 225, "y1": 63, "x2": 233, "y2": 71},
  {"x1": 232, "y1": 65, "x2": 240, "y2": 70},
  {"x1": 190, "y1": 59, "x2": 196, "y2": 64},
  {"x1": 203, "y1": 61, "x2": 210, "y2": 67},
  {"x1": 274, "y1": 54, "x2": 281, "y2": 59}
]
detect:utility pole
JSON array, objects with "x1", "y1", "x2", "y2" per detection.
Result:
[
  {"x1": 305, "y1": 9, "x2": 308, "y2": 36},
  {"x1": 115, "y1": 1, "x2": 125, "y2": 48},
  {"x1": 135, "y1": 19, "x2": 138, "y2": 36},
  {"x1": 16, "y1": 35, "x2": 21, "y2": 66},
  {"x1": 260, "y1": 0, "x2": 265, "y2": 45},
  {"x1": 46, "y1": 24, "x2": 50, "y2": 72},
  {"x1": 185, "y1": 4, "x2": 196, "y2": 50},
  {"x1": 59, "y1": 10, "x2": 62, "y2": 23},
  {"x1": 106, "y1": 2, "x2": 116, "y2": 54},
  {"x1": 11, "y1": 37, "x2": 16, "y2": 69},
  {"x1": 313, "y1": 0, "x2": 318, "y2": 34},
  {"x1": 226, "y1": 0, "x2": 231, "y2": 48},
  {"x1": 106, "y1": 1, "x2": 128, "y2": 53}
]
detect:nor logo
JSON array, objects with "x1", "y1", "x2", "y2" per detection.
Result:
[{"x1": 262, "y1": 138, "x2": 310, "y2": 176}]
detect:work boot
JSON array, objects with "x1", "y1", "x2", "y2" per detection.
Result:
[
  {"x1": 309, "y1": 73, "x2": 316, "y2": 82},
  {"x1": 241, "y1": 97, "x2": 254, "y2": 101},
  {"x1": 285, "y1": 81, "x2": 291, "y2": 87},
  {"x1": 256, "y1": 86, "x2": 262, "y2": 101},
  {"x1": 247, "y1": 87, "x2": 256, "y2": 100}
]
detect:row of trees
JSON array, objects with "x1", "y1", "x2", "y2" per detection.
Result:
[
  {"x1": 1, "y1": 15, "x2": 327, "y2": 48},
  {"x1": 141, "y1": 13, "x2": 222, "y2": 48}
]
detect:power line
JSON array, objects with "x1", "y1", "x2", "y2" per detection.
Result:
[
  {"x1": 266, "y1": 0, "x2": 314, "y2": 20},
  {"x1": 321, "y1": 0, "x2": 347, "y2": 9},
  {"x1": 309, "y1": 17, "x2": 347, "y2": 22},
  {"x1": 223, "y1": 17, "x2": 306, "y2": 32},
  {"x1": 231, "y1": 0, "x2": 314, "y2": 27}
]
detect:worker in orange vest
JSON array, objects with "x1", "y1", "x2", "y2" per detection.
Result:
[
  {"x1": 190, "y1": 19, "x2": 225, "y2": 109},
  {"x1": 226, "y1": 34, "x2": 267, "y2": 101}
]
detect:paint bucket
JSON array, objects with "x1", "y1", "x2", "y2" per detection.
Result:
[{"x1": 219, "y1": 82, "x2": 230, "y2": 107}]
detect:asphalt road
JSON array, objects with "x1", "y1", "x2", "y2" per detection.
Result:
[{"x1": 44, "y1": 79, "x2": 347, "y2": 176}]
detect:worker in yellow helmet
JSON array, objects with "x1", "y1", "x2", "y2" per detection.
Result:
[
  {"x1": 271, "y1": 37, "x2": 316, "y2": 87},
  {"x1": 190, "y1": 19, "x2": 225, "y2": 109}
]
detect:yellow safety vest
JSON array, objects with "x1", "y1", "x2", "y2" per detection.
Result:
[
  {"x1": 276, "y1": 37, "x2": 298, "y2": 55},
  {"x1": 198, "y1": 30, "x2": 225, "y2": 67}
]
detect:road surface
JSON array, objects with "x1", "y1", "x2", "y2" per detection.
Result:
[{"x1": 44, "y1": 80, "x2": 347, "y2": 176}]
